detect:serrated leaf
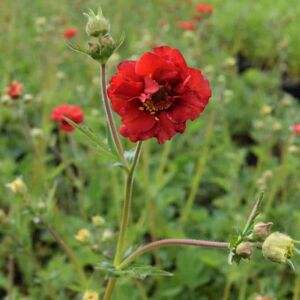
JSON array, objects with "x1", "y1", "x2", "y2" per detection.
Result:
[
  {"x1": 122, "y1": 265, "x2": 173, "y2": 280},
  {"x1": 63, "y1": 117, "x2": 118, "y2": 161},
  {"x1": 96, "y1": 262, "x2": 173, "y2": 279}
]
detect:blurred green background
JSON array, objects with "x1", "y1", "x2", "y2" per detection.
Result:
[{"x1": 1, "y1": 0, "x2": 300, "y2": 299}]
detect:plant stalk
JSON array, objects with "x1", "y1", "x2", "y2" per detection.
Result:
[
  {"x1": 103, "y1": 141, "x2": 143, "y2": 300},
  {"x1": 119, "y1": 238, "x2": 229, "y2": 269},
  {"x1": 100, "y1": 64, "x2": 125, "y2": 163}
]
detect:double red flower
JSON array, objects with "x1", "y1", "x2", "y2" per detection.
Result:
[
  {"x1": 196, "y1": 4, "x2": 214, "y2": 14},
  {"x1": 292, "y1": 123, "x2": 300, "y2": 134},
  {"x1": 107, "y1": 46, "x2": 211, "y2": 144},
  {"x1": 51, "y1": 104, "x2": 84, "y2": 132},
  {"x1": 176, "y1": 21, "x2": 196, "y2": 31},
  {"x1": 6, "y1": 81, "x2": 23, "y2": 99},
  {"x1": 63, "y1": 27, "x2": 78, "y2": 39}
]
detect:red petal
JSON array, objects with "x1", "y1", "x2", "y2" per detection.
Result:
[
  {"x1": 135, "y1": 52, "x2": 164, "y2": 77},
  {"x1": 154, "y1": 46, "x2": 187, "y2": 68},
  {"x1": 155, "y1": 112, "x2": 177, "y2": 144},
  {"x1": 187, "y1": 68, "x2": 211, "y2": 100},
  {"x1": 144, "y1": 76, "x2": 160, "y2": 94},
  {"x1": 170, "y1": 91, "x2": 207, "y2": 122}
]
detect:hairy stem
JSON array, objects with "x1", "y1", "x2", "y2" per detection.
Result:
[
  {"x1": 103, "y1": 142, "x2": 143, "y2": 300},
  {"x1": 119, "y1": 238, "x2": 229, "y2": 269},
  {"x1": 100, "y1": 64, "x2": 125, "y2": 163}
]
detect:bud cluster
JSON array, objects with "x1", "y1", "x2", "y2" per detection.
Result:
[
  {"x1": 81, "y1": 7, "x2": 120, "y2": 63},
  {"x1": 230, "y1": 219, "x2": 298, "y2": 269}
]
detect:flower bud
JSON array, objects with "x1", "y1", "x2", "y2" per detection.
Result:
[
  {"x1": 262, "y1": 232, "x2": 294, "y2": 264},
  {"x1": 82, "y1": 290, "x2": 99, "y2": 300},
  {"x1": 236, "y1": 242, "x2": 253, "y2": 258},
  {"x1": 98, "y1": 34, "x2": 116, "y2": 61},
  {"x1": 23, "y1": 94, "x2": 33, "y2": 103},
  {"x1": 6, "y1": 177, "x2": 27, "y2": 195},
  {"x1": 84, "y1": 7, "x2": 110, "y2": 37},
  {"x1": 101, "y1": 229, "x2": 114, "y2": 242},
  {"x1": 75, "y1": 229, "x2": 91, "y2": 243},
  {"x1": 253, "y1": 222, "x2": 273, "y2": 238},
  {"x1": 92, "y1": 215, "x2": 105, "y2": 228}
]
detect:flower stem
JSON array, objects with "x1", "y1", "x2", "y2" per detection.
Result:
[
  {"x1": 103, "y1": 141, "x2": 143, "y2": 300},
  {"x1": 114, "y1": 141, "x2": 143, "y2": 266},
  {"x1": 100, "y1": 64, "x2": 125, "y2": 163},
  {"x1": 180, "y1": 110, "x2": 216, "y2": 224},
  {"x1": 118, "y1": 238, "x2": 229, "y2": 270}
]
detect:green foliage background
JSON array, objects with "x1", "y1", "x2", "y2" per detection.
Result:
[{"x1": 1, "y1": 0, "x2": 300, "y2": 299}]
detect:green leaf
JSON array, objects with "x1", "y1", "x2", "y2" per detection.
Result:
[
  {"x1": 66, "y1": 42, "x2": 91, "y2": 57},
  {"x1": 63, "y1": 117, "x2": 118, "y2": 161},
  {"x1": 96, "y1": 262, "x2": 173, "y2": 279}
]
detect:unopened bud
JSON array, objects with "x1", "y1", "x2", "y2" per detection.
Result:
[
  {"x1": 262, "y1": 232, "x2": 294, "y2": 264},
  {"x1": 84, "y1": 7, "x2": 110, "y2": 37},
  {"x1": 98, "y1": 34, "x2": 116, "y2": 61},
  {"x1": 24, "y1": 94, "x2": 33, "y2": 103},
  {"x1": 6, "y1": 177, "x2": 27, "y2": 195},
  {"x1": 82, "y1": 290, "x2": 99, "y2": 300},
  {"x1": 253, "y1": 222, "x2": 273, "y2": 238},
  {"x1": 236, "y1": 242, "x2": 253, "y2": 258},
  {"x1": 92, "y1": 215, "x2": 105, "y2": 228},
  {"x1": 102, "y1": 229, "x2": 114, "y2": 242}
]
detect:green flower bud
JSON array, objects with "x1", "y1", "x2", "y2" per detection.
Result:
[
  {"x1": 262, "y1": 232, "x2": 294, "y2": 264},
  {"x1": 84, "y1": 7, "x2": 110, "y2": 37},
  {"x1": 236, "y1": 242, "x2": 253, "y2": 258},
  {"x1": 99, "y1": 34, "x2": 116, "y2": 62}
]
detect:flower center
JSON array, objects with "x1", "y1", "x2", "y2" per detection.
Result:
[{"x1": 142, "y1": 86, "x2": 172, "y2": 114}]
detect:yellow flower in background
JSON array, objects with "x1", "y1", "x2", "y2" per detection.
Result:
[
  {"x1": 75, "y1": 229, "x2": 91, "y2": 243},
  {"x1": 6, "y1": 177, "x2": 27, "y2": 194},
  {"x1": 82, "y1": 290, "x2": 99, "y2": 300},
  {"x1": 261, "y1": 105, "x2": 272, "y2": 115}
]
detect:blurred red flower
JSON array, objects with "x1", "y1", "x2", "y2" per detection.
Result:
[
  {"x1": 107, "y1": 46, "x2": 211, "y2": 144},
  {"x1": 51, "y1": 104, "x2": 84, "y2": 132},
  {"x1": 176, "y1": 21, "x2": 196, "y2": 31},
  {"x1": 6, "y1": 81, "x2": 23, "y2": 99},
  {"x1": 292, "y1": 123, "x2": 300, "y2": 134},
  {"x1": 196, "y1": 4, "x2": 214, "y2": 14},
  {"x1": 63, "y1": 27, "x2": 78, "y2": 39}
]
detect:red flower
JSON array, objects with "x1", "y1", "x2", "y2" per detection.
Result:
[
  {"x1": 63, "y1": 27, "x2": 78, "y2": 39},
  {"x1": 196, "y1": 4, "x2": 214, "y2": 14},
  {"x1": 176, "y1": 21, "x2": 196, "y2": 31},
  {"x1": 51, "y1": 104, "x2": 84, "y2": 132},
  {"x1": 6, "y1": 81, "x2": 23, "y2": 99},
  {"x1": 107, "y1": 46, "x2": 211, "y2": 144},
  {"x1": 292, "y1": 123, "x2": 300, "y2": 134}
]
